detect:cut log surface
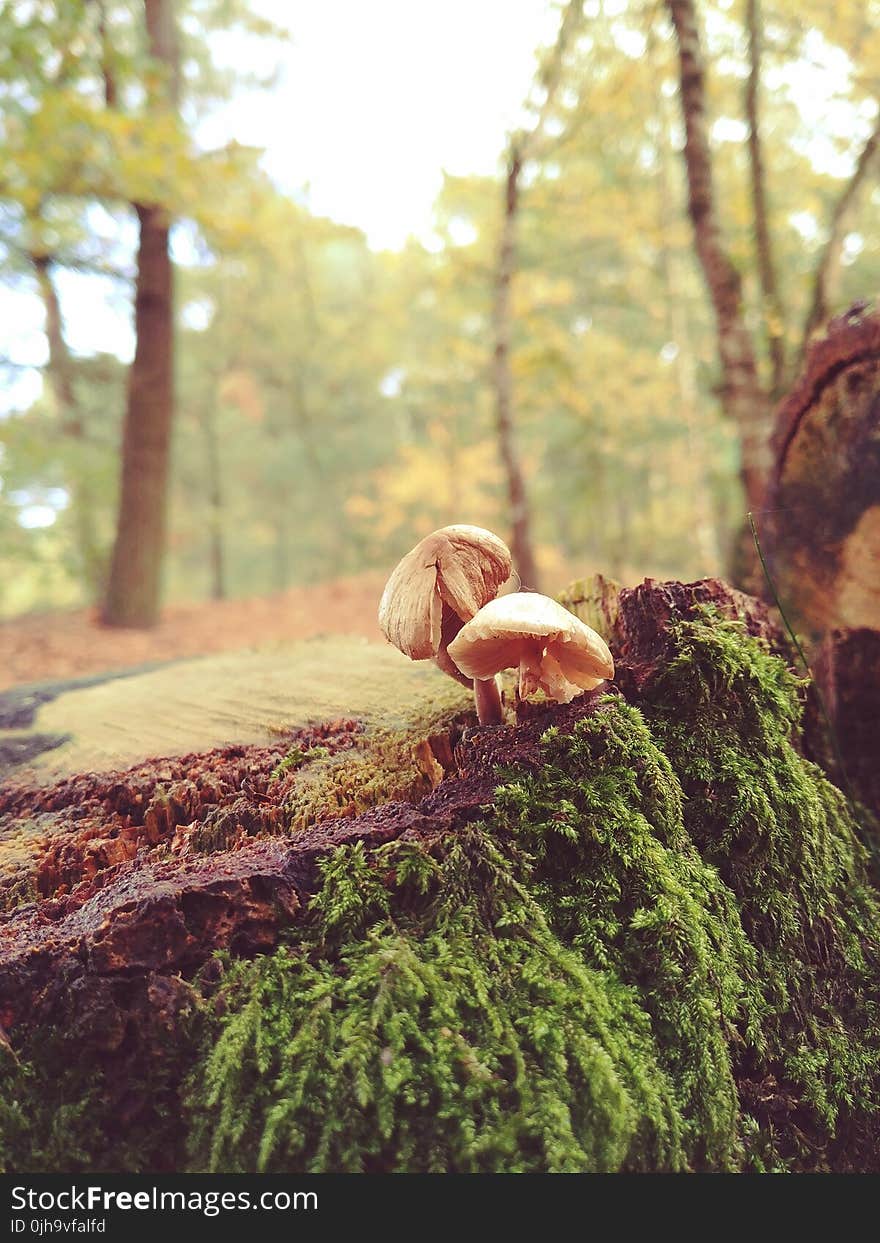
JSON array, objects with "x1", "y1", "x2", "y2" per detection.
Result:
[
  {"x1": 0, "y1": 635, "x2": 467, "y2": 784},
  {"x1": 768, "y1": 307, "x2": 880, "y2": 633}
]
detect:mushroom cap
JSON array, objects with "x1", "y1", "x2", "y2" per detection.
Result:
[
  {"x1": 378, "y1": 525, "x2": 513, "y2": 661},
  {"x1": 447, "y1": 592, "x2": 614, "y2": 693}
]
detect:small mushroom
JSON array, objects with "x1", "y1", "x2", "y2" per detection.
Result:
[
  {"x1": 378, "y1": 525, "x2": 513, "y2": 723},
  {"x1": 447, "y1": 591, "x2": 614, "y2": 706}
]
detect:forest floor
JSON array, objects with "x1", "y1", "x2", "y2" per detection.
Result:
[{"x1": 0, "y1": 571, "x2": 387, "y2": 691}]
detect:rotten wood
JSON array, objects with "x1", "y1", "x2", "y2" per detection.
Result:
[{"x1": 766, "y1": 306, "x2": 880, "y2": 633}]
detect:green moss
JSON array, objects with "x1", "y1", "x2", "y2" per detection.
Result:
[
  {"x1": 187, "y1": 828, "x2": 686, "y2": 1173},
  {"x1": 186, "y1": 609, "x2": 880, "y2": 1174},
  {"x1": 191, "y1": 703, "x2": 468, "y2": 855},
  {"x1": 640, "y1": 609, "x2": 880, "y2": 1166},
  {"x1": 281, "y1": 728, "x2": 447, "y2": 833},
  {"x1": 270, "y1": 745, "x2": 329, "y2": 780},
  {"x1": 0, "y1": 1019, "x2": 199, "y2": 1174},
  {"x1": 276, "y1": 690, "x2": 471, "y2": 838},
  {"x1": 492, "y1": 703, "x2": 755, "y2": 1168}
]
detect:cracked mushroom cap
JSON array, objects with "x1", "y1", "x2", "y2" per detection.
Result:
[
  {"x1": 447, "y1": 591, "x2": 614, "y2": 703},
  {"x1": 378, "y1": 525, "x2": 513, "y2": 663}
]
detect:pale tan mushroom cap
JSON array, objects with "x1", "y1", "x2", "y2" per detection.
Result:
[
  {"x1": 378, "y1": 525, "x2": 512, "y2": 661},
  {"x1": 447, "y1": 592, "x2": 614, "y2": 694}
]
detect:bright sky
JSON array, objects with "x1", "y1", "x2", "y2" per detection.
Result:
[
  {"x1": 213, "y1": 0, "x2": 559, "y2": 251},
  {"x1": 0, "y1": 0, "x2": 558, "y2": 415}
]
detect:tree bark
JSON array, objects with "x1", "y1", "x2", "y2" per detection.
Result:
[
  {"x1": 800, "y1": 114, "x2": 880, "y2": 360},
  {"x1": 202, "y1": 402, "x2": 225, "y2": 601},
  {"x1": 766, "y1": 307, "x2": 880, "y2": 635},
  {"x1": 808, "y1": 627, "x2": 880, "y2": 820},
  {"x1": 655, "y1": 77, "x2": 722, "y2": 572},
  {"x1": 31, "y1": 254, "x2": 79, "y2": 427},
  {"x1": 31, "y1": 253, "x2": 105, "y2": 598},
  {"x1": 492, "y1": 146, "x2": 541, "y2": 591},
  {"x1": 666, "y1": 0, "x2": 772, "y2": 517},
  {"x1": 745, "y1": 0, "x2": 786, "y2": 397},
  {"x1": 102, "y1": 0, "x2": 178, "y2": 627}
]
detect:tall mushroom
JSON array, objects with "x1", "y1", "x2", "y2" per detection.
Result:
[
  {"x1": 378, "y1": 525, "x2": 513, "y2": 724},
  {"x1": 447, "y1": 591, "x2": 614, "y2": 706}
]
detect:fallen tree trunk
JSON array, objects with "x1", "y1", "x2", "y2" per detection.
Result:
[
  {"x1": 2, "y1": 578, "x2": 879, "y2": 1174},
  {"x1": 807, "y1": 626, "x2": 880, "y2": 822},
  {"x1": 766, "y1": 306, "x2": 880, "y2": 635}
]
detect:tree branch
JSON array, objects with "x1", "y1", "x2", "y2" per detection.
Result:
[
  {"x1": 800, "y1": 112, "x2": 880, "y2": 359},
  {"x1": 745, "y1": 0, "x2": 785, "y2": 397}
]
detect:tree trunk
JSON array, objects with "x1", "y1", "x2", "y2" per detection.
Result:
[
  {"x1": 491, "y1": 148, "x2": 541, "y2": 591},
  {"x1": 655, "y1": 81, "x2": 722, "y2": 572},
  {"x1": 102, "y1": 204, "x2": 174, "y2": 626},
  {"x1": 31, "y1": 254, "x2": 105, "y2": 599},
  {"x1": 666, "y1": 0, "x2": 771, "y2": 517},
  {"x1": 489, "y1": 0, "x2": 583, "y2": 591},
  {"x1": 102, "y1": 0, "x2": 178, "y2": 628},
  {"x1": 745, "y1": 0, "x2": 786, "y2": 398},
  {"x1": 766, "y1": 306, "x2": 880, "y2": 635},
  {"x1": 202, "y1": 403, "x2": 225, "y2": 601}
]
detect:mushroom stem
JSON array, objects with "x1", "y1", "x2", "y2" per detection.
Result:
[{"x1": 473, "y1": 676, "x2": 503, "y2": 725}]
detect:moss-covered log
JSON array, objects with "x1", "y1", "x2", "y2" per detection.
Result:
[{"x1": 2, "y1": 578, "x2": 879, "y2": 1173}]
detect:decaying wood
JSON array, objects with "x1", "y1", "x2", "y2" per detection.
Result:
[
  {"x1": 766, "y1": 307, "x2": 880, "y2": 634},
  {"x1": 0, "y1": 576, "x2": 784, "y2": 1060},
  {"x1": 808, "y1": 627, "x2": 880, "y2": 819}
]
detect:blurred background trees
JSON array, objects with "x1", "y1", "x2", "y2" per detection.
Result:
[{"x1": 2, "y1": 0, "x2": 879, "y2": 623}]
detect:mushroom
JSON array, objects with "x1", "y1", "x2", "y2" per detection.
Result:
[
  {"x1": 378, "y1": 525, "x2": 513, "y2": 724},
  {"x1": 447, "y1": 591, "x2": 614, "y2": 707}
]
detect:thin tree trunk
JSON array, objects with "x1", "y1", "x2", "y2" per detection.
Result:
[
  {"x1": 666, "y1": 0, "x2": 771, "y2": 517},
  {"x1": 273, "y1": 508, "x2": 290, "y2": 593},
  {"x1": 102, "y1": 0, "x2": 178, "y2": 627},
  {"x1": 655, "y1": 74, "x2": 722, "y2": 573},
  {"x1": 490, "y1": 0, "x2": 583, "y2": 591},
  {"x1": 492, "y1": 146, "x2": 541, "y2": 590},
  {"x1": 96, "y1": 0, "x2": 118, "y2": 107},
  {"x1": 745, "y1": 0, "x2": 786, "y2": 397},
  {"x1": 32, "y1": 253, "x2": 105, "y2": 597},
  {"x1": 800, "y1": 113, "x2": 880, "y2": 359},
  {"x1": 32, "y1": 255, "x2": 79, "y2": 426},
  {"x1": 202, "y1": 402, "x2": 225, "y2": 601}
]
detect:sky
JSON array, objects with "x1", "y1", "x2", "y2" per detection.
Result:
[{"x1": 209, "y1": 0, "x2": 560, "y2": 251}]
